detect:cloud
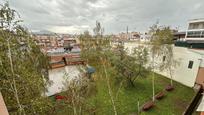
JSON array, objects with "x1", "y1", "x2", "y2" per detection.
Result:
[{"x1": 4, "y1": 0, "x2": 204, "y2": 34}]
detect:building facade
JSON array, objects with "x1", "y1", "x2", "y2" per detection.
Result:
[
  {"x1": 123, "y1": 42, "x2": 204, "y2": 88},
  {"x1": 186, "y1": 19, "x2": 204, "y2": 43}
]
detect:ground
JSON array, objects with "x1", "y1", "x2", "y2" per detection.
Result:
[{"x1": 51, "y1": 72, "x2": 196, "y2": 115}]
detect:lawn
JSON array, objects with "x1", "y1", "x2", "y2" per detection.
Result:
[
  {"x1": 52, "y1": 72, "x2": 196, "y2": 115},
  {"x1": 87, "y1": 73, "x2": 195, "y2": 115}
]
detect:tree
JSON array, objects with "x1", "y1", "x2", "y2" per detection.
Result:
[
  {"x1": 110, "y1": 44, "x2": 149, "y2": 87},
  {"x1": 83, "y1": 30, "x2": 92, "y2": 38},
  {"x1": 149, "y1": 22, "x2": 174, "y2": 101},
  {"x1": 101, "y1": 57, "x2": 118, "y2": 115},
  {"x1": 0, "y1": 2, "x2": 52, "y2": 114},
  {"x1": 51, "y1": 68, "x2": 97, "y2": 115},
  {"x1": 80, "y1": 30, "x2": 110, "y2": 67},
  {"x1": 93, "y1": 21, "x2": 104, "y2": 38},
  {"x1": 159, "y1": 45, "x2": 179, "y2": 86},
  {"x1": 79, "y1": 28, "x2": 118, "y2": 114}
]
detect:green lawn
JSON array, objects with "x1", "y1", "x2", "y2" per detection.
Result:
[{"x1": 52, "y1": 73, "x2": 196, "y2": 115}]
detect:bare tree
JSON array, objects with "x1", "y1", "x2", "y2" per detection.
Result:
[{"x1": 93, "y1": 21, "x2": 104, "y2": 38}]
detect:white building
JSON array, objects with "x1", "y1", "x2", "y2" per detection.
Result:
[
  {"x1": 123, "y1": 19, "x2": 204, "y2": 88},
  {"x1": 185, "y1": 19, "x2": 204, "y2": 43},
  {"x1": 124, "y1": 42, "x2": 204, "y2": 88},
  {"x1": 140, "y1": 33, "x2": 151, "y2": 42}
]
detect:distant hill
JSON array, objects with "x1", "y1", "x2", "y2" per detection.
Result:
[
  {"x1": 31, "y1": 30, "x2": 77, "y2": 38},
  {"x1": 32, "y1": 30, "x2": 56, "y2": 35}
]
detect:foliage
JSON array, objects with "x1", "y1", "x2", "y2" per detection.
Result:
[
  {"x1": 0, "y1": 2, "x2": 52, "y2": 114},
  {"x1": 149, "y1": 23, "x2": 174, "y2": 45},
  {"x1": 57, "y1": 72, "x2": 196, "y2": 115},
  {"x1": 52, "y1": 71, "x2": 97, "y2": 115},
  {"x1": 93, "y1": 21, "x2": 104, "y2": 38},
  {"x1": 83, "y1": 30, "x2": 92, "y2": 38},
  {"x1": 79, "y1": 33, "x2": 110, "y2": 67},
  {"x1": 148, "y1": 23, "x2": 176, "y2": 101},
  {"x1": 109, "y1": 44, "x2": 149, "y2": 87},
  {"x1": 149, "y1": 23, "x2": 178, "y2": 84}
]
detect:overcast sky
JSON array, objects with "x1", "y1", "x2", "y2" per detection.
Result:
[{"x1": 2, "y1": 0, "x2": 204, "y2": 34}]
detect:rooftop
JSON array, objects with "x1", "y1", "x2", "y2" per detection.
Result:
[{"x1": 188, "y1": 18, "x2": 204, "y2": 23}]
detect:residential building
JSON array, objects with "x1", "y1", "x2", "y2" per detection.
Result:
[
  {"x1": 129, "y1": 32, "x2": 140, "y2": 41},
  {"x1": 175, "y1": 19, "x2": 204, "y2": 49},
  {"x1": 173, "y1": 31, "x2": 186, "y2": 41},
  {"x1": 140, "y1": 32, "x2": 151, "y2": 42},
  {"x1": 63, "y1": 37, "x2": 76, "y2": 47},
  {"x1": 186, "y1": 19, "x2": 204, "y2": 43}
]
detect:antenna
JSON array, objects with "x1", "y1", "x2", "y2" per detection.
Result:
[{"x1": 127, "y1": 26, "x2": 129, "y2": 40}]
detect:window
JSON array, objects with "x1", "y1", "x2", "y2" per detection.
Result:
[
  {"x1": 187, "y1": 31, "x2": 202, "y2": 38},
  {"x1": 201, "y1": 31, "x2": 204, "y2": 37},
  {"x1": 193, "y1": 24, "x2": 199, "y2": 29},
  {"x1": 188, "y1": 61, "x2": 194, "y2": 69},
  {"x1": 202, "y1": 23, "x2": 204, "y2": 29},
  {"x1": 188, "y1": 23, "x2": 204, "y2": 29}
]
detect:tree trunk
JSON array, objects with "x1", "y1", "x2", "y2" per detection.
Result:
[
  {"x1": 128, "y1": 78, "x2": 135, "y2": 87},
  {"x1": 152, "y1": 55, "x2": 155, "y2": 102},
  {"x1": 169, "y1": 66, "x2": 173, "y2": 86},
  {"x1": 7, "y1": 39, "x2": 25, "y2": 115},
  {"x1": 101, "y1": 58, "x2": 118, "y2": 115}
]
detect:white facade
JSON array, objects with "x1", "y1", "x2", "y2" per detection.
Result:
[
  {"x1": 185, "y1": 19, "x2": 204, "y2": 42},
  {"x1": 124, "y1": 42, "x2": 204, "y2": 87},
  {"x1": 46, "y1": 66, "x2": 81, "y2": 96},
  {"x1": 140, "y1": 33, "x2": 151, "y2": 42},
  {"x1": 156, "y1": 47, "x2": 202, "y2": 87}
]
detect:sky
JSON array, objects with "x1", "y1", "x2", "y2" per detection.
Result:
[{"x1": 2, "y1": 0, "x2": 204, "y2": 34}]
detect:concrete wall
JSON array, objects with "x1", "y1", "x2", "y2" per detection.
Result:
[
  {"x1": 157, "y1": 47, "x2": 201, "y2": 87},
  {"x1": 124, "y1": 42, "x2": 204, "y2": 87},
  {"x1": 46, "y1": 66, "x2": 81, "y2": 96}
]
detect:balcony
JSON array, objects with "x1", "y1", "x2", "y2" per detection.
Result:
[{"x1": 175, "y1": 41, "x2": 204, "y2": 49}]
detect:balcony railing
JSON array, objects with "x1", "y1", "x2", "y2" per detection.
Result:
[{"x1": 174, "y1": 41, "x2": 204, "y2": 49}]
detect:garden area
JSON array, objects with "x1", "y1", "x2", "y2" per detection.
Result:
[
  {"x1": 50, "y1": 30, "x2": 196, "y2": 114},
  {"x1": 51, "y1": 71, "x2": 196, "y2": 115}
]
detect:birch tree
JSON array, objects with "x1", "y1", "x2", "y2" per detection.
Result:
[
  {"x1": 149, "y1": 23, "x2": 174, "y2": 101},
  {"x1": 0, "y1": 2, "x2": 52, "y2": 114}
]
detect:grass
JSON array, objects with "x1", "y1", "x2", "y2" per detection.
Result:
[{"x1": 51, "y1": 72, "x2": 196, "y2": 115}]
